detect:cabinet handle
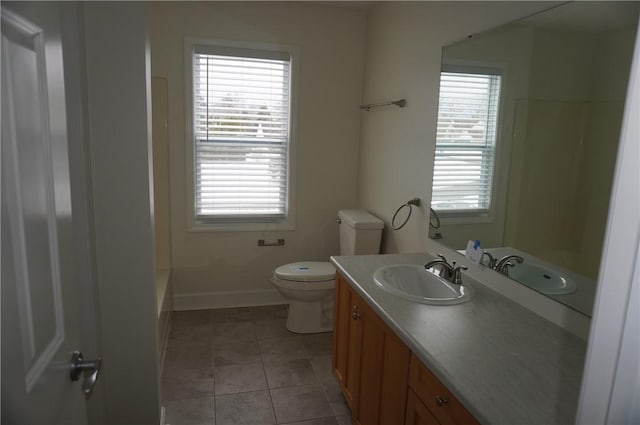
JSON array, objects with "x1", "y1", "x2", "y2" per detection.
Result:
[
  {"x1": 435, "y1": 395, "x2": 449, "y2": 407},
  {"x1": 352, "y1": 306, "x2": 360, "y2": 320}
]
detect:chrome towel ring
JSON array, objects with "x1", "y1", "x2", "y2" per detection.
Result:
[
  {"x1": 392, "y1": 198, "x2": 421, "y2": 230},
  {"x1": 429, "y1": 207, "x2": 441, "y2": 229}
]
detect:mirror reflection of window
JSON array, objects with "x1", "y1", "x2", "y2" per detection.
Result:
[
  {"x1": 432, "y1": 70, "x2": 502, "y2": 215},
  {"x1": 429, "y1": 2, "x2": 639, "y2": 318}
]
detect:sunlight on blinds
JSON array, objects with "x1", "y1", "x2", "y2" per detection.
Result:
[
  {"x1": 432, "y1": 72, "x2": 501, "y2": 212},
  {"x1": 193, "y1": 49, "x2": 290, "y2": 220}
]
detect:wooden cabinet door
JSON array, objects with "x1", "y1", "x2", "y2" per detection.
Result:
[
  {"x1": 353, "y1": 294, "x2": 410, "y2": 425},
  {"x1": 332, "y1": 274, "x2": 349, "y2": 396},
  {"x1": 332, "y1": 274, "x2": 362, "y2": 408},
  {"x1": 353, "y1": 296, "x2": 384, "y2": 425},
  {"x1": 406, "y1": 390, "x2": 440, "y2": 425},
  {"x1": 379, "y1": 330, "x2": 411, "y2": 424}
]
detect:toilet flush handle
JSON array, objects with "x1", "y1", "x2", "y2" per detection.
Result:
[{"x1": 336, "y1": 217, "x2": 342, "y2": 224}]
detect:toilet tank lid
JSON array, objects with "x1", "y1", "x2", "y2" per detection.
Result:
[
  {"x1": 274, "y1": 262, "x2": 336, "y2": 282},
  {"x1": 338, "y1": 209, "x2": 384, "y2": 230}
]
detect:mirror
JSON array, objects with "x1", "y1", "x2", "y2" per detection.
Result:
[{"x1": 429, "y1": 2, "x2": 639, "y2": 317}]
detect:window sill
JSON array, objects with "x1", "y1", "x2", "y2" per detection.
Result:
[
  {"x1": 188, "y1": 219, "x2": 296, "y2": 233},
  {"x1": 437, "y1": 212, "x2": 494, "y2": 226}
]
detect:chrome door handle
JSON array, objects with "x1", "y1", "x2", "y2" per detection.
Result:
[{"x1": 69, "y1": 351, "x2": 102, "y2": 398}]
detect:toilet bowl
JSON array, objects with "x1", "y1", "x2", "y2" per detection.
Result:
[
  {"x1": 270, "y1": 209, "x2": 384, "y2": 334},
  {"x1": 270, "y1": 262, "x2": 336, "y2": 334}
]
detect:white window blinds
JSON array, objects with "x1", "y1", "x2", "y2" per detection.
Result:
[
  {"x1": 193, "y1": 45, "x2": 291, "y2": 221},
  {"x1": 431, "y1": 71, "x2": 501, "y2": 212}
]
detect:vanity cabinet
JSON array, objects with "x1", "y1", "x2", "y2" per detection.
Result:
[
  {"x1": 333, "y1": 273, "x2": 478, "y2": 425},
  {"x1": 332, "y1": 273, "x2": 410, "y2": 424},
  {"x1": 407, "y1": 353, "x2": 479, "y2": 425},
  {"x1": 405, "y1": 389, "x2": 440, "y2": 425},
  {"x1": 332, "y1": 272, "x2": 361, "y2": 407}
]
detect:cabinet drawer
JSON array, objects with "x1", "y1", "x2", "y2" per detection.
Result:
[
  {"x1": 405, "y1": 389, "x2": 440, "y2": 425},
  {"x1": 408, "y1": 354, "x2": 479, "y2": 425}
]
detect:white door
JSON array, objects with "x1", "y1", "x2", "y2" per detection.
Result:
[{"x1": 2, "y1": 2, "x2": 95, "y2": 423}]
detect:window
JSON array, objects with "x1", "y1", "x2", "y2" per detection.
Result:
[
  {"x1": 431, "y1": 70, "x2": 501, "y2": 214},
  {"x1": 190, "y1": 43, "x2": 293, "y2": 226}
]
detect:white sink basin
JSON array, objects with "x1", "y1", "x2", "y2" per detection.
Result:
[
  {"x1": 508, "y1": 262, "x2": 576, "y2": 295},
  {"x1": 373, "y1": 264, "x2": 473, "y2": 305}
]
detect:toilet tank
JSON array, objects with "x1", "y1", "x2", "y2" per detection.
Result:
[{"x1": 338, "y1": 209, "x2": 384, "y2": 255}]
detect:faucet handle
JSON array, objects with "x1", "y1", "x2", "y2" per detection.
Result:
[
  {"x1": 437, "y1": 253, "x2": 448, "y2": 264},
  {"x1": 482, "y1": 251, "x2": 496, "y2": 268},
  {"x1": 500, "y1": 260, "x2": 519, "y2": 276},
  {"x1": 495, "y1": 255, "x2": 524, "y2": 275},
  {"x1": 451, "y1": 265, "x2": 468, "y2": 285},
  {"x1": 425, "y1": 262, "x2": 452, "y2": 279}
]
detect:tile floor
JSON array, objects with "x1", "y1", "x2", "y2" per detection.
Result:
[{"x1": 162, "y1": 305, "x2": 351, "y2": 425}]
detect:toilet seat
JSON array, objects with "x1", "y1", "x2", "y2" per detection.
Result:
[
  {"x1": 268, "y1": 209, "x2": 383, "y2": 334},
  {"x1": 274, "y1": 261, "x2": 336, "y2": 282},
  {"x1": 270, "y1": 262, "x2": 336, "y2": 334}
]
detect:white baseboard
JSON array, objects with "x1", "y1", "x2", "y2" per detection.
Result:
[{"x1": 173, "y1": 288, "x2": 287, "y2": 311}]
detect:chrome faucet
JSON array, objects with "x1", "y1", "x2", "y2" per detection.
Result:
[
  {"x1": 425, "y1": 255, "x2": 454, "y2": 280},
  {"x1": 482, "y1": 251, "x2": 496, "y2": 268},
  {"x1": 424, "y1": 254, "x2": 468, "y2": 285},
  {"x1": 450, "y1": 264, "x2": 468, "y2": 285},
  {"x1": 494, "y1": 255, "x2": 524, "y2": 276}
]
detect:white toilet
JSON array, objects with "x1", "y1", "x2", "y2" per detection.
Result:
[{"x1": 270, "y1": 209, "x2": 384, "y2": 333}]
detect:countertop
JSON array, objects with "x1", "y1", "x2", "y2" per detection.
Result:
[
  {"x1": 330, "y1": 253, "x2": 587, "y2": 425},
  {"x1": 480, "y1": 246, "x2": 597, "y2": 316}
]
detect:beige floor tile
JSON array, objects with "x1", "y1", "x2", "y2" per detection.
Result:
[
  {"x1": 270, "y1": 385, "x2": 332, "y2": 424},
  {"x1": 165, "y1": 396, "x2": 214, "y2": 425},
  {"x1": 212, "y1": 321, "x2": 257, "y2": 343},
  {"x1": 215, "y1": 390, "x2": 275, "y2": 425},
  {"x1": 259, "y1": 336, "x2": 307, "y2": 363},
  {"x1": 163, "y1": 308, "x2": 345, "y2": 425},
  {"x1": 302, "y1": 333, "x2": 333, "y2": 359},
  {"x1": 335, "y1": 415, "x2": 351, "y2": 425},
  {"x1": 329, "y1": 397, "x2": 350, "y2": 417},
  {"x1": 255, "y1": 318, "x2": 297, "y2": 341},
  {"x1": 250, "y1": 304, "x2": 288, "y2": 321},
  {"x1": 162, "y1": 368, "x2": 214, "y2": 401},
  {"x1": 214, "y1": 362, "x2": 267, "y2": 395},
  {"x1": 164, "y1": 344, "x2": 213, "y2": 373},
  {"x1": 264, "y1": 359, "x2": 319, "y2": 389},
  {"x1": 168, "y1": 322, "x2": 212, "y2": 348},
  {"x1": 283, "y1": 417, "x2": 339, "y2": 425},
  {"x1": 309, "y1": 355, "x2": 333, "y2": 381},
  {"x1": 213, "y1": 339, "x2": 261, "y2": 366}
]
